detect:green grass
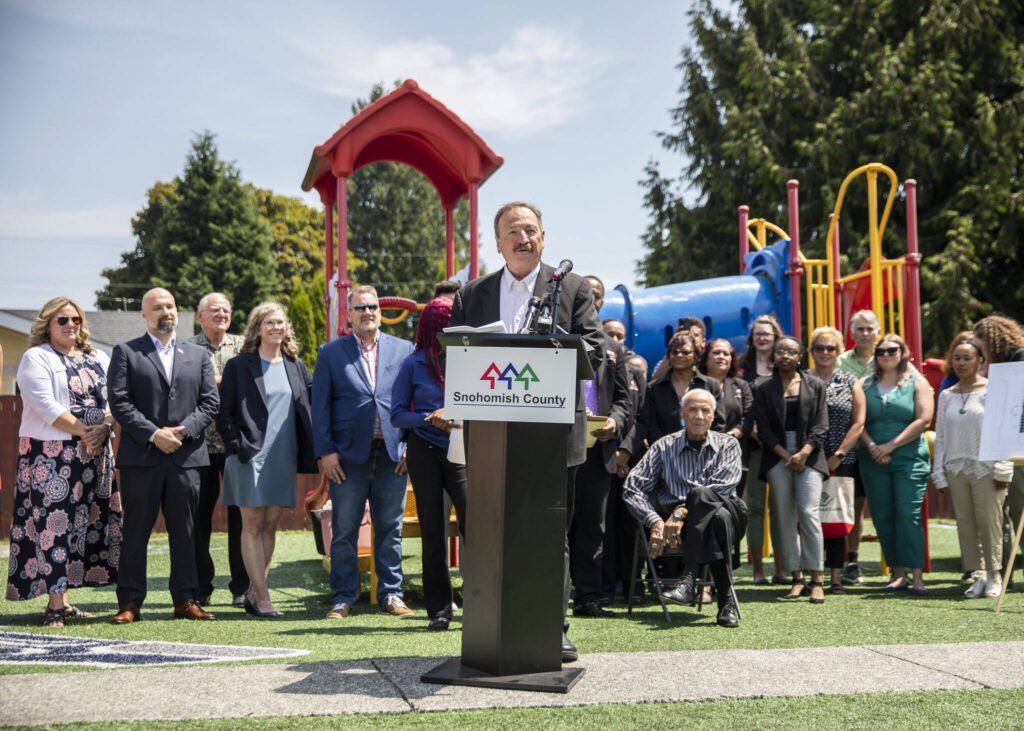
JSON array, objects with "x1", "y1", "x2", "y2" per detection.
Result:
[
  {"x1": 2, "y1": 521, "x2": 1022, "y2": 670},
  {"x1": 3, "y1": 521, "x2": 1023, "y2": 727},
  {"x1": 37, "y1": 688, "x2": 1024, "y2": 729}
]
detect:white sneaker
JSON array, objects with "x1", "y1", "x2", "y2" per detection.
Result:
[
  {"x1": 984, "y1": 576, "x2": 1003, "y2": 598},
  {"x1": 964, "y1": 575, "x2": 986, "y2": 598}
]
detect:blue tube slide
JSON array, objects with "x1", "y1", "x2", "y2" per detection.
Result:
[{"x1": 601, "y1": 239, "x2": 792, "y2": 371}]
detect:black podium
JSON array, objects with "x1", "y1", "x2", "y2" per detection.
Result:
[{"x1": 421, "y1": 333, "x2": 594, "y2": 693}]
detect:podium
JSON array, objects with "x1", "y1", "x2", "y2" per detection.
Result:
[{"x1": 420, "y1": 332, "x2": 594, "y2": 693}]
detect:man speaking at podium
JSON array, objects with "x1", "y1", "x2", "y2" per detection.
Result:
[{"x1": 450, "y1": 202, "x2": 605, "y2": 662}]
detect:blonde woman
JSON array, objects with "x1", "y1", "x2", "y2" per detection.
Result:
[
  {"x1": 9, "y1": 298, "x2": 121, "y2": 627},
  {"x1": 217, "y1": 303, "x2": 316, "y2": 618}
]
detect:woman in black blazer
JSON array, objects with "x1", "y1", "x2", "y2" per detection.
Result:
[
  {"x1": 217, "y1": 303, "x2": 316, "y2": 618},
  {"x1": 621, "y1": 331, "x2": 723, "y2": 459},
  {"x1": 752, "y1": 336, "x2": 829, "y2": 604}
]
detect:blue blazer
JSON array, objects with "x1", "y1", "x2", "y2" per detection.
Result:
[{"x1": 312, "y1": 332, "x2": 413, "y2": 464}]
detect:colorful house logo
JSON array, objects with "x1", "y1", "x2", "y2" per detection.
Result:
[{"x1": 480, "y1": 362, "x2": 540, "y2": 390}]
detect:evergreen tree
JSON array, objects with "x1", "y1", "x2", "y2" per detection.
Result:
[{"x1": 640, "y1": 0, "x2": 1024, "y2": 353}]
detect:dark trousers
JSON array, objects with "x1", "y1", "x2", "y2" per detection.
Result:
[
  {"x1": 571, "y1": 445, "x2": 613, "y2": 604},
  {"x1": 405, "y1": 432, "x2": 468, "y2": 618},
  {"x1": 604, "y1": 475, "x2": 639, "y2": 600},
  {"x1": 117, "y1": 462, "x2": 202, "y2": 607},
  {"x1": 563, "y1": 464, "x2": 579, "y2": 622},
  {"x1": 196, "y1": 453, "x2": 249, "y2": 598}
]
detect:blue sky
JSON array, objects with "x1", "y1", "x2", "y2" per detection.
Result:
[{"x1": 0, "y1": 0, "x2": 694, "y2": 310}]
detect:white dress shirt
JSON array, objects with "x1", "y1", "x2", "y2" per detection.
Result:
[
  {"x1": 499, "y1": 263, "x2": 541, "y2": 334},
  {"x1": 148, "y1": 331, "x2": 177, "y2": 381}
]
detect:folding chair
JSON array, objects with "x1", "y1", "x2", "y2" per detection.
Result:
[{"x1": 626, "y1": 517, "x2": 741, "y2": 624}]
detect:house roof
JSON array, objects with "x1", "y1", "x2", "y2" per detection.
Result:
[{"x1": 0, "y1": 309, "x2": 195, "y2": 354}]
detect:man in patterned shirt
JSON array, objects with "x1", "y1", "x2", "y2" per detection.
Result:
[
  {"x1": 190, "y1": 292, "x2": 247, "y2": 607},
  {"x1": 623, "y1": 389, "x2": 747, "y2": 627}
]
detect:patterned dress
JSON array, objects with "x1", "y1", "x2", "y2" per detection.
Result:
[{"x1": 7, "y1": 352, "x2": 122, "y2": 600}]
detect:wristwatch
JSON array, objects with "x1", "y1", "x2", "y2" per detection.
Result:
[
  {"x1": 834, "y1": 451, "x2": 846, "y2": 460},
  {"x1": 672, "y1": 508, "x2": 685, "y2": 521}
]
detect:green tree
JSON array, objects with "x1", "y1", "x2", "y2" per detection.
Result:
[
  {"x1": 288, "y1": 278, "x2": 317, "y2": 369},
  {"x1": 640, "y1": 0, "x2": 1024, "y2": 354},
  {"x1": 98, "y1": 132, "x2": 276, "y2": 330},
  {"x1": 252, "y1": 187, "x2": 329, "y2": 293}
]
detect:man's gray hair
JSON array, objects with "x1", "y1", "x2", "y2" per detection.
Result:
[
  {"x1": 197, "y1": 292, "x2": 231, "y2": 312},
  {"x1": 346, "y1": 284, "x2": 379, "y2": 305},
  {"x1": 681, "y1": 388, "x2": 716, "y2": 411},
  {"x1": 849, "y1": 309, "x2": 880, "y2": 329}
]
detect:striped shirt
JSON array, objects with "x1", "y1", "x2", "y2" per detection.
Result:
[{"x1": 623, "y1": 429, "x2": 743, "y2": 529}]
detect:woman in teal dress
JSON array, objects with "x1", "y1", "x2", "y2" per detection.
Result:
[
  {"x1": 857, "y1": 334, "x2": 934, "y2": 594},
  {"x1": 218, "y1": 303, "x2": 316, "y2": 618}
]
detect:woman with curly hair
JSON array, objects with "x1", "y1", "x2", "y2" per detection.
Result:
[
  {"x1": 217, "y1": 302, "x2": 316, "y2": 618},
  {"x1": 390, "y1": 297, "x2": 467, "y2": 630},
  {"x1": 858, "y1": 334, "x2": 934, "y2": 595},
  {"x1": 8, "y1": 297, "x2": 121, "y2": 627}
]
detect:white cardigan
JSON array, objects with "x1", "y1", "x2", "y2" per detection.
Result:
[{"x1": 16, "y1": 344, "x2": 111, "y2": 441}]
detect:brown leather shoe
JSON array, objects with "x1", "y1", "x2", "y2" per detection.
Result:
[
  {"x1": 111, "y1": 603, "x2": 142, "y2": 624},
  {"x1": 173, "y1": 599, "x2": 215, "y2": 620}
]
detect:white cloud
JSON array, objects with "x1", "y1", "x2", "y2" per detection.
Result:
[
  {"x1": 280, "y1": 23, "x2": 603, "y2": 139},
  {"x1": 0, "y1": 192, "x2": 134, "y2": 239}
]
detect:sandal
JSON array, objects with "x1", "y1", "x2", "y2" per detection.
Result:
[
  {"x1": 63, "y1": 605, "x2": 95, "y2": 620},
  {"x1": 42, "y1": 607, "x2": 66, "y2": 628},
  {"x1": 828, "y1": 583, "x2": 847, "y2": 595},
  {"x1": 808, "y1": 581, "x2": 826, "y2": 605},
  {"x1": 781, "y1": 580, "x2": 807, "y2": 600}
]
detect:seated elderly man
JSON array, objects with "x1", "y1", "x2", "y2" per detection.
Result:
[{"x1": 622, "y1": 388, "x2": 747, "y2": 627}]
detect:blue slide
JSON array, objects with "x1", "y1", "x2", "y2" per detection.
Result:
[{"x1": 601, "y1": 239, "x2": 793, "y2": 369}]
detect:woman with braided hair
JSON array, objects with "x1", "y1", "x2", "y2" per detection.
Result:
[{"x1": 390, "y1": 297, "x2": 467, "y2": 630}]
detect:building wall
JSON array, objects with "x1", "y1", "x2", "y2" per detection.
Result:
[{"x1": 0, "y1": 327, "x2": 27, "y2": 395}]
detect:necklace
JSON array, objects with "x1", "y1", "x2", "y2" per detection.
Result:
[{"x1": 957, "y1": 389, "x2": 971, "y2": 415}]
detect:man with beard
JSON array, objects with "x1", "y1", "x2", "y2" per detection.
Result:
[{"x1": 107, "y1": 288, "x2": 219, "y2": 623}]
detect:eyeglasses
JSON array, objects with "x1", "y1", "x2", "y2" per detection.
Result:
[
  {"x1": 353, "y1": 304, "x2": 379, "y2": 312},
  {"x1": 875, "y1": 347, "x2": 901, "y2": 357},
  {"x1": 204, "y1": 306, "x2": 231, "y2": 315},
  {"x1": 55, "y1": 316, "x2": 82, "y2": 326},
  {"x1": 670, "y1": 348, "x2": 693, "y2": 356},
  {"x1": 812, "y1": 344, "x2": 838, "y2": 353}
]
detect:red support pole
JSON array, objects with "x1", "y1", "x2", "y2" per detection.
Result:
[
  {"x1": 324, "y1": 202, "x2": 334, "y2": 342},
  {"x1": 904, "y1": 180, "x2": 923, "y2": 366},
  {"x1": 830, "y1": 213, "x2": 842, "y2": 331},
  {"x1": 336, "y1": 175, "x2": 350, "y2": 337},
  {"x1": 738, "y1": 205, "x2": 750, "y2": 274},
  {"x1": 444, "y1": 206, "x2": 455, "y2": 279},
  {"x1": 787, "y1": 180, "x2": 802, "y2": 340},
  {"x1": 469, "y1": 182, "x2": 479, "y2": 280}
]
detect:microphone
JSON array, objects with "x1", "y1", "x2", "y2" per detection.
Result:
[
  {"x1": 549, "y1": 259, "x2": 574, "y2": 283},
  {"x1": 521, "y1": 296, "x2": 542, "y2": 334}
]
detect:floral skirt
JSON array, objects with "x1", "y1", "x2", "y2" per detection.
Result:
[{"x1": 6, "y1": 437, "x2": 122, "y2": 600}]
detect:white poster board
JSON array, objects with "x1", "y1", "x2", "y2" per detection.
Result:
[
  {"x1": 978, "y1": 362, "x2": 1024, "y2": 461},
  {"x1": 444, "y1": 345, "x2": 576, "y2": 424}
]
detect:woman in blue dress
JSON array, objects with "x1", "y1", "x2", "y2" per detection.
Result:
[{"x1": 218, "y1": 303, "x2": 316, "y2": 618}]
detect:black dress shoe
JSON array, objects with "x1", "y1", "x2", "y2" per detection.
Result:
[
  {"x1": 243, "y1": 596, "x2": 282, "y2": 619},
  {"x1": 717, "y1": 601, "x2": 739, "y2": 628},
  {"x1": 561, "y1": 632, "x2": 578, "y2": 663},
  {"x1": 573, "y1": 601, "x2": 614, "y2": 618},
  {"x1": 428, "y1": 615, "x2": 450, "y2": 631},
  {"x1": 662, "y1": 583, "x2": 695, "y2": 606}
]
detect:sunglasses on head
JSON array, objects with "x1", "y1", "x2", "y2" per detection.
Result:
[
  {"x1": 875, "y1": 346, "x2": 901, "y2": 357},
  {"x1": 353, "y1": 303, "x2": 379, "y2": 312},
  {"x1": 55, "y1": 316, "x2": 82, "y2": 326},
  {"x1": 812, "y1": 344, "x2": 838, "y2": 353}
]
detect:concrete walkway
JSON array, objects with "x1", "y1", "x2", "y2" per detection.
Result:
[{"x1": 1, "y1": 641, "x2": 1022, "y2": 725}]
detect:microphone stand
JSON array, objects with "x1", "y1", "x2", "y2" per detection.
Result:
[{"x1": 548, "y1": 276, "x2": 565, "y2": 335}]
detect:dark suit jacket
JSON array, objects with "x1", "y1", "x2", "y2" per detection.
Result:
[
  {"x1": 311, "y1": 332, "x2": 414, "y2": 464},
  {"x1": 620, "y1": 363, "x2": 648, "y2": 467},
  {"x1": 622, "y1": 371, "x2": 723, "y2": 457},
  {"x1": 216, "y1": 353, "x2": 317, "y2": 474},
  {"x1": 752, "y1": 370, "x2": 829, "y2": 478},
  {"x1": 108, "y1": 334, "x2": 219, "y2": 468},
  {"x1": 589, "y1": 336, "x2": 632, "y2": 474},
  {"x1": 450, "y1": 262, "x2": 605, "y2": 467}
]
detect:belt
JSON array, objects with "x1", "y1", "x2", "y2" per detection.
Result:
[{"x1": 371, "y1": 438, "x2": 386, "y2": 449}]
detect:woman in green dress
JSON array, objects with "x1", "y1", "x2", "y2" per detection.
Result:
[{"x1": 857, "y1": 334, "x2": 934, "y2": 595}]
